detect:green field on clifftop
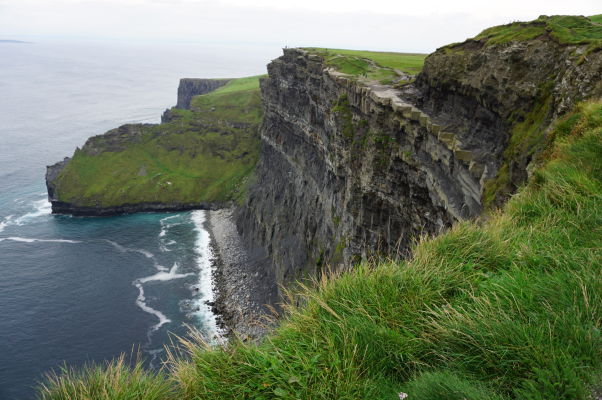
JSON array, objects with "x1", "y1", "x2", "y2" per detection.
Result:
[
  {"x1": 52, "y1": 75, "x2": 263, "y2": 208},
  {"x1": 475, "y1": 15, "x2": 602, "y2": 48},
  {"x1": 303, "y1": 47, "x2": 427, "y2": 84}
]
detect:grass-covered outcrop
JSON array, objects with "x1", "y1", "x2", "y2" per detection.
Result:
[
  {"x1": 475, "y1": 15, "x2": 602, "y2": 50},
  {"x1": 39, "y1": 100, "x2": 602, "y2": 399},
  {"x1": 302, "y1": 47, "x2": 426, "y2": 84},
  {"x1": 48, "y1": 76, "x2": 263, "y2": 210}
]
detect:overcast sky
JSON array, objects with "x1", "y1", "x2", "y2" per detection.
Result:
[{"x1": 0, "y1": 0, "x2": 599, "y2": 52}]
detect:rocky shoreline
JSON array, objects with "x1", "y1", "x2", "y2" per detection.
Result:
[{"x1": 207, "y1": 208, "x2": 278, "y2": 341}]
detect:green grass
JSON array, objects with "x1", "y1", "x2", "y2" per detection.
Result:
[
  {"x1": 39, "y1": 101, "x2": 602, "y2": 399},
  {"x1": 303, "y1": 48, "x2": 427, "y2": 83},
  {"x1": 209, "y1": 75, "x2": 264, "y2": 94},
  {"x1": 590, "y1": 14, "x2": 602, "y2": 25},
  {"x1": 474, "y1": 15, "x2": 602, "y2": 46},
  {"x1": 53, "y1": 76, "x2": 262, "y2": 208},
  {"x1": 37, "y1": 354, "x2": 172, "y2": 400}
]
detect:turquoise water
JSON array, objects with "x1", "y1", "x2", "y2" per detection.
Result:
[{"x1": 0, "y1": 40, "x2": 276, "y2": 399}]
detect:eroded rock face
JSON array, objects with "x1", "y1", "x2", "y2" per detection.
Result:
[
  {"x1": 162, "y1": 78, "x2": 231, "y2": 122},
  {"x1": 415, "y1": 37, "x2": 602, "y2": 203},
  {"x1": 176, "y1": 78, "x2": 231, "y2": 109},
  {"x1": 236, "y1": 49, "x2": 479, "y2": 293},
  {"x1": 236, "y1": 41, "x2": 602, "y2": 295},
  {"x1": 46, "y1": 157, "x2": 71, "y2": 203}
]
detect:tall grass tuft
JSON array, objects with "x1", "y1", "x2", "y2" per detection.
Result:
[{"x1": 37, "y1": 353, "x2": 173, "y2": 400}]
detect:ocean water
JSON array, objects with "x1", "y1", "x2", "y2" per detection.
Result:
[{"x1": 0, "y1": 40, "x2": 279, "y2": 400}]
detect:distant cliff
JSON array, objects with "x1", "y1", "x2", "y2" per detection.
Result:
[
  {"x1": 176, "y1": 78, "x2": 231, "y2": 109},
  {"x1": 161, "y1": 78, "x2": 232, "y2": 123},
  {"x1": 46, "y1": 77, "x2": 261, "y2": 216},
  {"x1": 236, "y1": 16, "x2": 602, "y2": 294}
]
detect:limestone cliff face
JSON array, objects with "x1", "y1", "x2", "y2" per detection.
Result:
[
  {"x1": 236, "y1": 41, "x2": 601, "y2": 293},
  {"x1": 162, "y1": 78, "x2": 231, "y2": 123},
  {"x1": 176, "y1": 78, "x2": 230, "y2": 109},
  {"x1": 414, "y1": 36, "x2": 602, "y2": 204},
  {"x1": 236, "y1": 48, "x2": 479, "y2": 289}
]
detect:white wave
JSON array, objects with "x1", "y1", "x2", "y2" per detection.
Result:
[
  {"x1": 0, "y1": 198, "x2": 51, "y2": 233},
  {"x1": 138, "y1": 262, "x2": 193, "y2": 284},
  {"x1": 190, "y1": 210, "x2": 222, "y2": 343},
  {"x1": 0, "y1": 236, "x2": 81, "y2": 244},
  {"x1": 158, "y1": 215, "x2": 184, "y2": 251},
  {"x1": 160, "y1": 215, "x2": 180, "y2": 223},
  {"x1": 0, "y1": 215, "x2": 14, "y2": 233},
  {"x1": 146, "y1": 348, "x2": 164, "y2": 369},
  {"x1": 136, "y1": 248, "x2": 154, "y2": 258},
  {"x1": 133, "y1": 262, "x2": 194, "y2": 344},
  {"x1": 133, "y1": 282, "x2": 170, "y2": 333},
  {"x1": 104, "y1": 239, "x2": 154, "y2": 259},
  {"x1": 14, "y1": 199, "x2": 51, "y2": 226}
]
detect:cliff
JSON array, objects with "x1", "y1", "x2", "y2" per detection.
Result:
[
  {"x1": 46, "y1": 76, "x2": 262, "y2": 216},
  {"x1": 415, "y1": 15, "x2": 602, "y2": 205},
  {"x1": 236, "y1": 16, "x2": 602, "y2": 294},
  {"x1": 38, "y1": 15, "x2": 602, "y2": 400},
  {"x1": 176, "y1": 78, "x2": 231, "y2": 109}
]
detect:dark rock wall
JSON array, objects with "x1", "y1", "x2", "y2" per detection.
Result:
[
  {"x1": 176, "y1": 78, "x2": 231, "y2": 109},
  {"x1": 236, "y1": 49, "x2": 483, "y2": 293},
  {"x1": 236, "y1": 42, "x2": 602, "y2": 295},
  {"x1": 416, "y1": 38, "x2": 602, "y2": 203}
]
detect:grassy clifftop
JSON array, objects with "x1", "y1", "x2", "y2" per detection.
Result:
[
  {"x1": 302, "y1": 47, "x2": 426, "y2": 85},
  {"x1": 51, "y1": 75, "x2": 263, "y2": 208},
  {"x1": 475, "y1": 15, "x2": 602, "y2": 48},
  {"x1": 40, "y1": 99, "x2": 602, "y2": 399}
]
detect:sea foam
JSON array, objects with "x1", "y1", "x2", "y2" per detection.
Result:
[
  {"x1": 138, "y1": 262, "x2": 193, "y2": 283},
  {"x1": 0, "y1": 237, "x2": 81, "y2": 244},
  {"x1": 14, "y1": 199, "x2": 51, "y2": 226},
  {"x1": 190, "y1": 210, "x2": 222, "y2": 342},
  {"x1": 0, "y1": 198, "x2": 51, "y2": 234}
]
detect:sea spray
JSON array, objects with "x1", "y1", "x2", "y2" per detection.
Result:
[
  {"x1": 0, "y1": 197, "x2": 51, "y2": 234},
  {"x1": 191, "y1": 210, "x2": 223, "y2": 343},
  {"x1": 14, "y1": 199, "x2": 51, "y2": 225}
]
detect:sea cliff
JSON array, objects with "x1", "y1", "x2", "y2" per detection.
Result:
[
  {"x1": 46, "y1": 76, "x2": 262, "y2": 216},
  {"x1": 38, "y1": 15, "x2": 602, "y2": 400},
  {"x1": 236, "y1": 16, "x2": 602, "y2": 295}
]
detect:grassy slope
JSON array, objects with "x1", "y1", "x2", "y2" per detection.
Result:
[
  {"x1": 40, "y1": 101, "x2": 602, "y2": 399},
  {"x1": 475, "y1": 15, "x2": 602, "y2": 50},
  {"x1": 53, "y1": 76, "x2": 263, "y2": 207},
  {"x1": 303, "y1": 48, "x2": 426, "y2": 84}
]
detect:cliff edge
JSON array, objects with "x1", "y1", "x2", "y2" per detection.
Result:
[{"x1": 236, "y1": 15, "x2": 602, "y2": 296}]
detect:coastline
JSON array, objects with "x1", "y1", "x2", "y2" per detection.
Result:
[{"x1": 207, "y1": 208, "x2": 278, "y2": 341}]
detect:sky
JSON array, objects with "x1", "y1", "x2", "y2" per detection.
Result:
[{"x1": 0, "y1": 0, "x2": 600, "y2": 52}]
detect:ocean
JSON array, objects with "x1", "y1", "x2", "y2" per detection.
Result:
[{"x1": 0, "y1": 39, "x2": 279, "y2": 400}]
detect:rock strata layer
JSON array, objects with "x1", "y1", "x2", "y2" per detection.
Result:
[
  {"x1": 176, "y1": 78, "x2": 231, "y2": 110},
  {"x1": 236, "y1": 41, "x2": 601, "y2": 296}
]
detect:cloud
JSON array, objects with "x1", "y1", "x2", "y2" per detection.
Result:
[{"x1": 0, "y1": 0, "x2": 599, "y2": 52}]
